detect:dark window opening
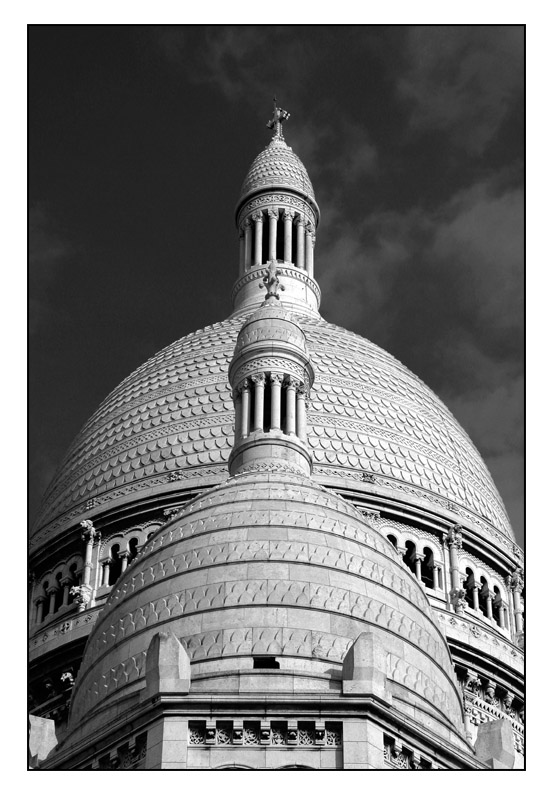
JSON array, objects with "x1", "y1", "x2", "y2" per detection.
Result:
[
  {"x1": 261, "y1": 214, "x2": 269, "y2": 264},
  {"x1": 276, "y1": 215, "x2": 284, "y2": 260},
  {"x1": 387, "y1": 534, "x2": 397, "y2": 549},
  {"x1": 421, "y1": 547, "x2": 434, "y2": 589},
  {"x1": 263, "y1": 379, "x2": 271, "y2": 432},
  {"x1": 402, "y1": 540, "x2": 416, "y2": 575},
  {"x1": 253, "y1": 656, "x2": 280, "y2": 669},
  {"x1": 479, "y1": 577, "x2": 488, "y2": 615},
  {"x1": 128, "y1": 538, "x2": 139, "y2": 565},
  {"x1": 109, "y1": 544, "x2": 121, "y2": 585},
  {"x1": 463, "y1": 569, "x2": 475, "y2": 609}
]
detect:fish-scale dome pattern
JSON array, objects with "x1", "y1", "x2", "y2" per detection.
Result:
[
  {"x1": 31, "y1": 316, "x2": 514, "y2": 554},
  {"x1": 239, "y1": 138, "x2": 315, "y2": 203},
  {"x1": 66, "y1": 472, "x2": 465, "y2": 739}
]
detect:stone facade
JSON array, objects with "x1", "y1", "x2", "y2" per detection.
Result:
[{"x1": 29, "y1": 106, "x2": 523, "y2": 769}]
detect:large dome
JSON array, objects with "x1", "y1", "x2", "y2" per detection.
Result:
[{"x1": 30, "y1": 315, "x2": 515, "y2": 556}]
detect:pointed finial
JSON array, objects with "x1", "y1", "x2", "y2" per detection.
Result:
[{"x1": 266, "y1": 97, "x2": 290, "y2": 140}]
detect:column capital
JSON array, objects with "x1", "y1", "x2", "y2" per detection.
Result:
[
  {"x1": 251, "y1": 373, "x2": 266, "y2": 387},
  {"x1": 251, "y1": 210, "x2": 264, "y2": 223},
  {"x1": 267, "y1": 208, "x2": 279, "y2": 219},
  {"x1": 293, "y1": 214, "x2": 304, "y2": 226},
  {"x1": 80, "y1": 519, "x2": 101, "y2": 543},
  {"x1": 305, "y1": 221, "x2": 314, "y2": 235},
  {"x1": 509, "y1": 567, "x2": 524, "y2": 592},
  {"x1": 243, "y1": 217, "x2": 252, "y2": 229},
  {"x1": 285, "y1": 376, "x2": 301, "y2": 390},
  {"x1": 237, "y1": 378, "x2": 250, "y2": 394},
  {"x1": 60, "y1": 576, "x2": 73, "y2": 588},
  {"x1": 446, "y1": 524, "x2": 463, "y2": 548},
  {"x1": 282, "y1": 209, "x2": 294, "y2": 221},
  {"x1": 269, "y1": 372, "x2": 284, "y2": 385}
]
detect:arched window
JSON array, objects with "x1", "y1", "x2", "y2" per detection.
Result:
[
  {"x1": 402, "y1": 541, "x2": 416, "y2": 575},
  {"x1": 128, "y1": 538, "x2": 139, "y2": 565},
  {"x1": 421, "y1": 547, "x2": 434, "y2": 589},
  {"x1": 54, "y1": 572, "x2": 63, "y2": 612},
  {"x1": 109, "y1": 544, "x2": 122, "y2": 585},
  {"x1": 387, "y1": 534, "x2": 397, "y2": 549},
  {"x1": 479, "y1": 577, "x2": 489, "y2": 616},
  {"x1": 463, "y1": 568, "x2": 475, "y2": 609},
  {"x1": 69, "y1": 563, "x2": 79, "y2": 587},
  {"x1": 492, "y1": 585, "x2": 502, "y2": 625}
]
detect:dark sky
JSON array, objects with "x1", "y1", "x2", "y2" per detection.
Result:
[{"x1": 29, "y1": 25, "x2": 524, "y2": 544}]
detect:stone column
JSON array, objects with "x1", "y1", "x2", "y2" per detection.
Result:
[
  {"x1": 80, "y1": 520, "x2": 99, "y2": 587},
  {"x1": 268, "y1": 208, "x2": 278, "y2": 261},
  {"x1": 239, "y1": 228, "x2": 245, "y2": 275},
  {"x1": 101, "y1": 559, "x2": 111, "y2": 588},
  {"x1": 252, "y1": 373, "x2": 265, "y2": 431},
  {"x1": 285, "y1": 378, "x2": 299, "y2": 435},
  {"x1": 485, "y1": 590, "x2": 495, "y2": 621},
  {"x1": 61, "y1": 577, "x2": 72, "y2": 607},
  {"x1": 35, "y1": 596, "x2": 46, "y2": 625},
  {"x1": 509, "y1": 569, "x2": 524, "y2": 633},
  {"x1": 120, "y1": 551, "x2": 129, "y2": 574},
  {"x1": 283, "y1": 210, "x2": 293, "y2": 262},
  {"x1": 446, "y1": 525, "x2": 466, "y2": 612},
  {"x1": 473, "y1": 581, "x2": 481, "y2": 612},
  {"x1": 294, "y1": 215, "x2": 305, "y2": 268},
  {"x1": 305, "y1": 222, "x2": 314, "y2": 276},
  {"x1": 252, "y1": 211, "x2": 263, "y2": 266},
  {"x1": 47, "y1": 586, "x2": 57, "y2": 617},
  {"x1": 270, "y1": 373, "x2": 283, "y2": 430},
  {"x1": 296, "y1": 385, "x2": 307, "y2": 441},
  {"x1": 243, "y1": 218, "x2": 252, "y2": 271},
  {"x1": 240, "y1": 380, "x2": 251, "y2": 438},
  {"x1": 414, "y1": 555, "x2": 422, "y2": 582},
  {"x1": 432, "y1": 564, "x2": 439, "y2": 590},
  {"x1": 497, "y1": 601, "x2": 506, "y2": 629},
  {"x1": 446, "y1": 525, "x2": 462, "y2": 591}
]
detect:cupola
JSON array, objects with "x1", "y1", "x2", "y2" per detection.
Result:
[
  {"x1": 228, "y1": 263, "x2": 315, "y2": 477},
  {"x1": 232, "y1": 101, "x2": 321, "y2": 317}
]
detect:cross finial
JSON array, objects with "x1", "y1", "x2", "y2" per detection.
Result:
[{"x1": 266, "y1": 97, "x2": 290, "y2": 140}]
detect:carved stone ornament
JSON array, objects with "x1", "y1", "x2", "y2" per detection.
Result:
[
  {"x1": 446, "y1": 523, "x2": 463, "y2": 548},
  {"x1": 259, "y1": 261, "x2": 285, "y2": 300},
  {"x1": 282, "y1": 209, "x2": 294, "y2": 222},
  {"x1": 70, "y1": 584, "x2": 92, "y2": 608},
  {"x1": 251, "y1": 373, "x2": 266, "y2": 386},
  {"x1": 80, "y1": 519, "x2": 100, "y2": 543},
  {"x1": 510, "y1": 567, "x2": 524, "y2": 592},
  {"x1": 269, "y1": 372, "x2": 284, "y2": 385},
  {"x1": 267, "y1": 208, "x2": 279, "y2": 220},
  {"x1": 450, "y1": 587, "x2": 468, "y2": 613},
  {"x1": 465, "y1": 670, "x2": 482, "y2": 694}
]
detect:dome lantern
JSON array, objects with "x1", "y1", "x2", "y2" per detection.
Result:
[
  {"x1": 232, "y1": 102, "x2": 322, "y2": 318},
  {"x1": 228, "y1": 267, "x2": 315, "y2": 478}
]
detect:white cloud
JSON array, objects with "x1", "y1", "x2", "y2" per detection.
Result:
[{"x1": 398, "y1": 26, "x2": 524, "y2": 154}]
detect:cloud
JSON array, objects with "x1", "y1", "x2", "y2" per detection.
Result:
[
  {"x1": 398, "y1": 26, "x2": 524, "y2": 154},
  {"x1": 29, "y1": 205, "x2": 74, "y2": 334},
  {"x1": 316, "y1": 177, "x2": 523, "y2": 540}
]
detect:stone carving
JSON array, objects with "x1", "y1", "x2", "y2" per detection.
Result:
[
  {"x1": 70, "y1": 584, "x2": 92, "y2": 610},
  {"x1": 446, "y1": 524, "x2": 463, "y2": 548},
  {"x1": 80, "y1": 519, "x2": 99, "y2": 542},
  {"x1": 259, "y1": 261, "x2": 285, "y2": 300},
  {"x1": 243, "y1": 725, "x2": 260, "y2": 745},
  {"x1": 450, "y1": 587, "x2": 468, "y2": 614}
]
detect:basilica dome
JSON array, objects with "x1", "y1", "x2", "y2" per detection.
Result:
[
  {"x1": 31, "y1": 315, "x2": 515, "y2": 556},
  {"x1": 64, "y1": 471, "x2": 466, "y2": 751}
]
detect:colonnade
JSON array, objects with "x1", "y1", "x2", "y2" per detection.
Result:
[
  {"x1": 239, "y1": 208, "x2": 315, "y2": 276},
  {"x1": 234, "y1": 372, "x2": 308, "y2": 441}
]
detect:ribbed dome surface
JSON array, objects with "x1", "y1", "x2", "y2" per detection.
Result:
[
  {"x1": 239, "y1": 137, "x2": 315, "y2": 203},
  {"x1": 65, "y1": 471, "x2": 465, "y2": 742},
  {"x1": 31, "y1": 316, "x2": 514, "y2": 555}
]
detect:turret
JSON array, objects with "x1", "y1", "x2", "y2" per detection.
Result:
[
  {"x1": 232, "y1": 101, "x2": 321, "y2": 316},
  {"x1": 228, "y1": 264, "x2": 315, "y2": 477}
]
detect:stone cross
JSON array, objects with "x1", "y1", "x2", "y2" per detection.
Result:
[
  {"x1": 259, "y1": 260, "x2": 285, "y2": 300},
  {"x1": 266, "y1": 97, "x2": 290, "y2": 139}
]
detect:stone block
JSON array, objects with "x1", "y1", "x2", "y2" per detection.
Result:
[
  {"x1": 28, "y1": 715, "x2": 57, "y2": 766},
  {"x1": 475, "y1": 718, "x2": 515, "y2": 769},
  {"x1": 342, "y1": 631, "x2": 391, "y2": 702},
  {"x1": 143, "y1": 631, "x2": 191, "y2": 699}
]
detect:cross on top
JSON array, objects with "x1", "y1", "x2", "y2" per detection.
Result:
[{"x1": 266, "y1": 97, "x2": 290, "y2": 139}]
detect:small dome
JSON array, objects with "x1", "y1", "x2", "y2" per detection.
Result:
[
  {"x1": 238, "y1": 137, "x2": 316, "y2": 205},
  {"x1": 64, "y1": 471, "x2": 465, "y2": 746}
]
